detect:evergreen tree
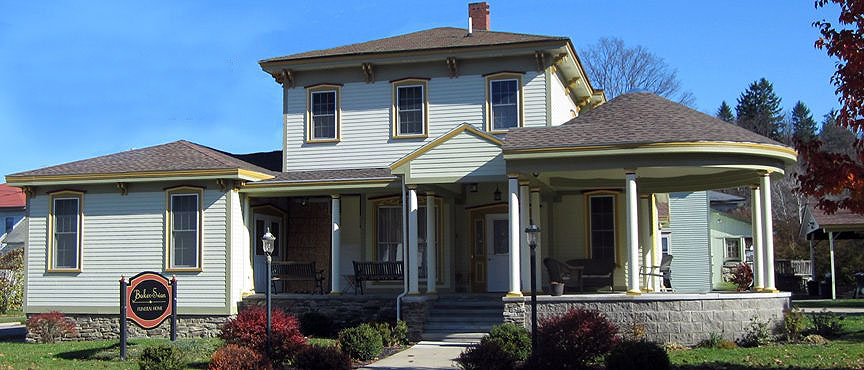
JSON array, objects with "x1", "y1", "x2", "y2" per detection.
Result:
[
  {"x1": 716, "y1": 101, "x2": 735, "y2": 123},
  {"x1": 735, "y1": 78, "x2": 784, "y2": 141},
  {"x1": 789, "y1": 101, "x2": 818, "y2": 143}
]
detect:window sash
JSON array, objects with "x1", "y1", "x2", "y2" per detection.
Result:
[
  {"x1": 396, "y1": 85, "x2": 424, "y2": 135},
  {"x1": 171, "y1": 193, "x2": 199, "y2": 269},
  {"x1": 490, "y1": 79, "x2": 519, "y2": 130},
  {"x1": 311, "y1": 90, "x2": 337, "y2": 139},
  {"x1": 589, "y1": 195, "x2": 615, "y2": 260},
  {"x1": 725, "y1": 238, "x2": 741, "y2": 260},
  {"x1": 52, "y1": 197, "x2": 80, "y2": 269}
]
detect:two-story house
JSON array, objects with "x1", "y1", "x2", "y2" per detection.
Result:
[{"x1": 7, "y1": 3, "x2": 797, "y2": 344}]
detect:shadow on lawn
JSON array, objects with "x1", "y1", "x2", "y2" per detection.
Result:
[
  {"x1": 55, "y1": 341, "x2": 131, "y2": 361},
  {"x1": 674, "y1": 365, "x2": 862, "y2": 370}
]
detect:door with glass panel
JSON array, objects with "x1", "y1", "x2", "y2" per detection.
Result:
[
  {"x1": 253, "y1": 214, "x2": 282, "y2": 293},
  {"x1": 485, "y1": 213, "x2": 510, "y2": 292}
]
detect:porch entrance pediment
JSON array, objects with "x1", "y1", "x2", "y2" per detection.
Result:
[{"x1": 390, "y1": 123, "x2": 505, "y2": 184}]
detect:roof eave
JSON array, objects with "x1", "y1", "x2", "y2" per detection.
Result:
[{"x1": 5, "y1": 168, "x2": 275, "y2": 187}]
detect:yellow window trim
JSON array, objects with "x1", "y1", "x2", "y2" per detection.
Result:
[
  {"x1": 47, "y1": 190, "x2": 84, "y2": 273},
  {"x1": 391, "y1": 79, "x2": 429, "y2": 139},
  {"x1": 583, "y1": 190, "x2": 621, "y2": 264},
  {"x1": 485, "y1": 72, "x2": 524, "y2": 134},
  {"x1": 165, "y1": 186, "x2": 204, "y2": 272},
  {"x1": 306, "y1": 84, "x2": 341, "y2": 144},
  {"x1": 370, "y1": 195, "x2": 445, "y2": 284}
]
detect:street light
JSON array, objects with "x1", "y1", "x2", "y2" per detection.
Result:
[
  {"x1": 261, "y1": 227, "x2": 276, "y2": 357},
  {"x1": 524, "y1": 223, "x2": 541, "y2": 353}
]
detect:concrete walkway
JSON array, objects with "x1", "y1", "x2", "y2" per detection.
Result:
[
  {"x1": 361, "y1": 341, "x2": 471, "y2": 370},
  {"x1": 799, "y1": 307, "x2": 864, "y2": 315}
]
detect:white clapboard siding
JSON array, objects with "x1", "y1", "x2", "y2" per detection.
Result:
[
  {"x1": 409, "y1": 130, "x2": 504, "y2": 181},
  {"x1": 549, "y1": 71, "x2": 578, "y2": 126},
  {"x1": 27, "y1": 189, "x2": 229, "y2": 313},
  {"x1": 667, "y1": 191, "x2": 712, "y2": 293},
  {"x1": 284, "y1": 72, "x2": 545, "y2": 171}
]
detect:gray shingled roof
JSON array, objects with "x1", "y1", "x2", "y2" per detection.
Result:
[
  {"x1": 503, "y1": 92, "x2": 787, "y2": 152},
  {"x1": 258, "y1": 168, "x2": 396, "y2": 183},
  {"x1": 9, "y1": 140, "x2": 276, "y2": 178},
  {"x1": 261, "y1": 27, "x2": 565, "y2": 63}
]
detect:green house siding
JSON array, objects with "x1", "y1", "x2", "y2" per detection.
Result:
[
  {"x1": 667, "y1": 191, "x2": 711, "y2": 293},
  {"x1": 710, "y1": 211, "x2": 752, "y2": 288}
]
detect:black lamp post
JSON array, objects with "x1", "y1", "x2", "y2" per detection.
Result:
[
  {"x1": 524, "y1": 223, "x2": 541, "y2": 353},
  {"x1": 261, "y1": 227, "x2": 276, "y2": 357}
]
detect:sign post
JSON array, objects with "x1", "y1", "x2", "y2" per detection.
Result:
[{"x1": 119, "y1": 271, "x2": 177, "y2": 361}]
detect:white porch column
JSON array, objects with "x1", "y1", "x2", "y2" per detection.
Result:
[
  {"x1": 242, "y1": 194, "x2": 255, "y2": 294},
  {"x1": 426, "y1": 193, "x2": 437, "y2": 294},
  {"x1": 751, "y1": 186, "x2": 764, "y2": 290},
  {"x1": 625, "y1": 172, "x2": 641, "y2": 295},
  {"x1": 530, "y1": 188, "x2": 543, "y2": 286},
  {"x1": 759, "y1": 172, "x2": 777, "y2": 292},
  {"x1": 639, "y1": 195, "x2": 653, "y2": 291},
  {"x1": 829, "y1": 231, "x2": 837, "y2": 300},
  {"x1": 519, "y1": 181, "x2": 530, "y2": 292},
  {"x1": 330, "y1": 195, "x2": 342, "y2": 294},
  {"x1": 507, "y1": 175, "x2": 522, "y2": 297},
  {"x1": 650, "y1": 195, "x2": 663, "y2": 292},
  {"x1": 408, "y1": 186, "x2": 420, "y2": 294}
]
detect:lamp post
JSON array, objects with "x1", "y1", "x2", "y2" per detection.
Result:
[
  {"x1": 261, "y1": 227, "x2": 276, "y2": 357},
  {"x1": 524, "y1": 223, "x2": 541, "y2": 353}
]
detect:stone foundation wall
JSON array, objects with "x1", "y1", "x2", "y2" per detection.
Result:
[
  {"x1": 401, "y1": 296, "x2": 433, "y2": 342},
  {"x1": 503, "y1": 293, "x2": 791, "y2": 346},
  {"x1": 26, "y1": 314, "x2": 230, "y2": 342}
]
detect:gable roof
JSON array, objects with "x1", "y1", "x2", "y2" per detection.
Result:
[
  {"x1": 7, "y1": 140, "x2": 276, "y2": 184},
  {"x1": 503, "y1": 92, "x2": 792, "y2": 152},
  {"x1": 389, "y1": 123, "x2": 503, "y2": 170},
  {"x1": 0, "y1": 184, "x2": 25, "y2": 209},
  {"x1": 261, "y1": 27, "x2": 566, "y2": 63}
]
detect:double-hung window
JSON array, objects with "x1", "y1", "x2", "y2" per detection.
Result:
[
  {"x1": 307, "y1": 84, "x2": 340, "y2": 143},
  {"x1": 49, "y1": 191, "x2": 83, "y2": 272},
  {"x1": 392, "y1": 79, "x2": 428, "y2": 138},
  {"x1": 374, "y1": 198, "x2": 440, "y2": 281},
  {"x1": 725, "y1": 238, "x2": 741, "y2": 261},
  {"x1": 166, "y1": 187, "x2": 203, "y2": 271},
  {"x1": 587, "y1": 193, "x2": 616, "y2": 260},
  {"x1": 486, "y1": 73, "x2": 522, "y2": 133}
]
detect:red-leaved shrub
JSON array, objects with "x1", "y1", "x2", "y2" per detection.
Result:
[
  {"x1": 26, "y1": 311, "x2": 77, "y2": 343},
  {"x1": 219, "y1": 306, "x2": 306, "y2": 365},
  {"x1": 731, "y1": 262, "x2": 753, "y2": 291},
  {"x1": 294, "y1": 345, "x2": 352, "y2": 370},
  {"x1": 208, "y1": 344, "x2": 272, "y2": 370},
  {"x1": 532, "y1": 308, "x2": 620, "y2": 369}
]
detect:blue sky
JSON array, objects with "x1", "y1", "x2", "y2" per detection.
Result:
[{"x1": 0, "y1": 1, "x2": 840, "y2": 177}]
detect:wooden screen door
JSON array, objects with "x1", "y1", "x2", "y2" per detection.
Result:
[{"x1": 470, "y1": 216, "x2": 486, "y2": 292}]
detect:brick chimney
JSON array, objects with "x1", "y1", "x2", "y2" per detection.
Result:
[{"x1": 469, "y1": 2, "x2": 490, "y2": 32}]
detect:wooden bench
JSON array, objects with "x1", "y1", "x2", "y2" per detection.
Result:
[
  {"x1": 353, "y1": 261, "x2": 404, "y2": 295},
  {"x1": 567, "y1": 258, "x2": 615, "y2": 292},
  {"x1": 271, "y1": 261, "x2": 325, "y2": 294}
]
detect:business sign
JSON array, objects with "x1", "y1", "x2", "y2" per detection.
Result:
[{"x1": 125, "y1": 271, "x2": 173, "y2": 329}]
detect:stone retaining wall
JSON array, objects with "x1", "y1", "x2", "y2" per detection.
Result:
[
  {"x1": 503, "y1": 293, "x2": 791, "y2": 346},
  {"x1": 26, "y1": 314, "x2": 229, "y2": 342}
]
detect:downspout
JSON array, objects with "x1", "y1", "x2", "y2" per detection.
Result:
[{"x1": 396, "y1": 174, "x2": 408, "y2": 321}]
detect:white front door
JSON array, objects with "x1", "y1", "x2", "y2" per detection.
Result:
[
  {"x1": 486, "y1": 213, "x2": 509, "y2": 292},
  {"x1": 253, "y1": 214, "x2": 282, "y2": 293}
]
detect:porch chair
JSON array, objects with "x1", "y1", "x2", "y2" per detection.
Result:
[
  {"x1": 543, "y1": 258, "x2": 581, "y2": 289},
  {"x1": 566, "y1": 258, "x2": 615, "y2": 292},
  {"x1": 640, "y1": 254, "x2": 673, "y2": 292}
]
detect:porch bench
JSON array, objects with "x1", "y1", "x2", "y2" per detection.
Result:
[
  {"x1": 567, "y1": 258, "x2": 615, "y2": 292},
  {"x1": 271, "y1": 261, "x2": 325, "y2": 294},
  {"x1": 353, "y1": 261, "x2": 404, "y2": 295}
]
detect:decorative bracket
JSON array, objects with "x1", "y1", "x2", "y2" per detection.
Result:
[
  {"x1": 21, "y1": 186, "x2": 33, "y2": 197},
  {"x1": 553, "y1": 53, "x2": 567, "y2": 65},
  {"x1": 567, "y1": 77, "x2": 581, "y2": 88},
  {"x1": 534, "y1": 51, "x2": 546, "y2": 72},
  {"x1": 116, "y1": 182, "x2": 128, "y2": 196},
  {"x1": 446, "y1": 57, "x2": 458, "y2": 78},
  {"x1": 216, "y1": 179, "x2": 228, "y2": 192},
  {"x1": 272, "y1": 69, "x2": 295, "y2": 88},
  {"x1": 361, "y1": 63, "x2": 374, "y2": 83}
]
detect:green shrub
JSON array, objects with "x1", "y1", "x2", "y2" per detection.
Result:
[
  {"x1": 782, "y1": 307, "x2": 806, "y2": 342},
  {"x1": 295, "y1": 345, "x2": 352, "y2": 370},
  {"x1": 138, "y1": 344, "x2": 185, "y2": 370},
  {"x1": 606, "y1": 339, "x2": 670, "y2": 370},
  {"x1": 483, "y1": 323, "x2": 531, "y2": 362},
  {"x1": 737, "y1": 319, "x2": 773, "y2": 348},
  {"x1": 338, "y1": 323, "x2": 383, "y2": 361},
  {"x1": 696, "y1": 332, "x2": 722, "y2": 348},
  {"x1": 299, "y1": 311, "x2": 335, "y2": 338},
  {"x1": 392, "y1": 320, "x2": 409, "y2": 345},
  {"x1": 372, "y1": 322, "x2": 394, "y2": 347},
  {"x1": 455, "y1": 341, "x2": 515, "y2": 370},
  {"x1": 0, "y1": 249, "x2": 23, "y2": 314},
  {"x1": 808, "y1": 309, "x2": 845, "y2": 338}
]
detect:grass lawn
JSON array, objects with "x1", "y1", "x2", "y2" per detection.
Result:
[
  {"x1": 0, "y1": 310, "x2": 24, "y2": 324},
  {"x1": 794, "y1": 299, "x2": 864, "y2": 309},
  {"x1": 669, "y1": 315, "x2": 864, "y2": 369}
]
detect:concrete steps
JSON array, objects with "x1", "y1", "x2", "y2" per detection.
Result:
[{"x1": 421, "y1": 295, "x2": 504, "y2": 342}]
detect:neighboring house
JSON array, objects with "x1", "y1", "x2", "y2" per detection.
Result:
[
  {"x1": 707, "y1": 191, "x2": 752, "y2": 289},
  {"x1": 5, "y1": 3, "x2": 797, "y2": 340},
  {"x1": 0, "y1": 184, "x2": 26, "y2": 255}
]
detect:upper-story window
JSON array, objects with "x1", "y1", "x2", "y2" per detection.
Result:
[
  {"x1": 392, "y1": 78, "x2": 429, "y2": 139},
  {"x1": 306, "y1": 84, "x2": 341, "y2": 143},
  {"x1": 485, "y1": 72, "x2": 523, "y2": 133}
]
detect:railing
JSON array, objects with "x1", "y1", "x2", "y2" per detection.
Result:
[
  {"x1": 775, "y1": 259, "x2": 813, "y2": 277},
  {"x1": 791, "y1": 260, "x2": 813, "y2": 277}
]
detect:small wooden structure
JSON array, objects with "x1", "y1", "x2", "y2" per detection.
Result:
[{"x1": 802, "y1": 204, "x2": 864, "y2": 299}]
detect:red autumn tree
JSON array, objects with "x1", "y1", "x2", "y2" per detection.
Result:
[{"x1": 798, "y1": 0, "x2": 864, "y2": 214}]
